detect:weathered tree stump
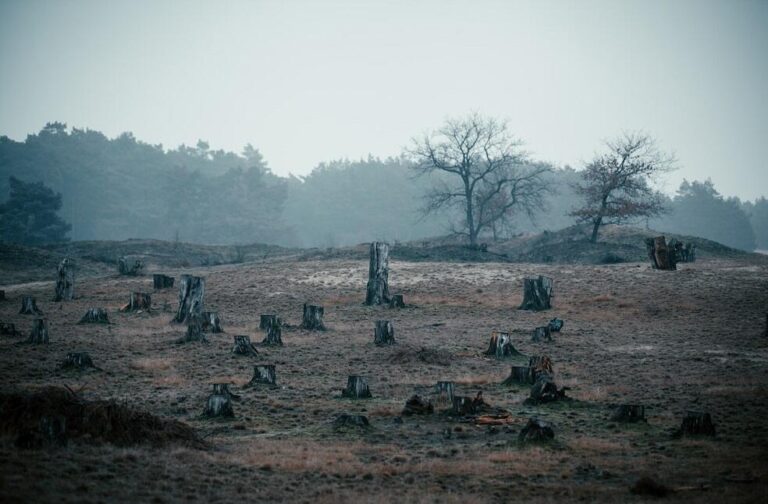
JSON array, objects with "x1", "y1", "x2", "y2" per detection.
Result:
[
  {"x1": 389, "y1": 293, "x2": 405, "y2": 309},
  {"x1": 78, "y1": 308, "x2": 110, "y2": 324},
  {"x1": 60, "y1": 352, "x2": 96, "y2": 370},
  {"x1": 201, "y1": 311, "x2": 223, "y2": 333},
  {"x1": 341, "y1": 375, "x2": 372, "y2": 399},
  {"x1": 203, "y1": 394, "x2": 234, "y2": 418},
  {"x1": 527, "y1": 375, "x2": 568, "y2": 404},
  {"x1": 402, "y1": 395, "x2": 434, "y2": 415},
  {"x1": 300, "y1": 304, "x2": 326, "y2": 331},
  {"x1": 19, "y1": 296, "x2": 42, "y2": 315},
  {"x1": 519, "y1": 418, "x2": 555, "y2": 443},
  {"x1": 0, "y1": 322, "x2": 21, "y2": 337},
  {"x1": 121, "y1": 292, "x2": 151, "y2": 312},
  {"x1": 365, "y1": 241, "x2": 391, "y2": 305},
  {"x1": 519, "y1": 275, "x2": 553, "y2": 311},
  {"x1": 247, "y1": 364, "x2": 276, "y2": 386},
  {"x1": 435, "y1": 381, "x2": 455, "y2": 411},
  {"x1": 502, "y1": 365, "x2": 534, "y2": 385},
  {"x1": 259, "y1": 314, "x2": 280, "y2": 330},
  {"x1": 153, "y1": 274, "x2": 175, "y2": 290},
  {"x1": 548, "y1": 318, "x2": 564, "y2": 332},
  {"x1": 485, "y1": 331, "x2": 522, "y2": 358},
  {"x1": 177, "y1": 314, "x2": 207, "y2": 343},
  {"x1": 373, "y1": 320, "x2": 395, "y2": 346},
  {"x1": 531, "y1": 325, "x2": 552, "y2": 342},
  {"x1": 173, "y1": 275, "x2": 205, "y2": 324},
  {"x1": 610, "y1": 404, "x2": 646, "y2": 423},
  {"x1": 118, "y1": 256, "x2": 144, "y2": 276},
  {"x1": 333, "y1": 414, "x2": 370, "y2": 430},
  {"x1": 675, "y1": 411, "x2": 716, "y2": 437},
  {"x1": 212, "y1": 383, "x2": 240, "y2": 400},
  {"x1": 26, "y1": 318, "x2": 49, "y2": 344},
  {"x1": 261, "y1": 316, "x2": 283, "y2": 346},
  {"x1": 450, "y1": 391, "x2": 492, "y2": 417},
  {"x1": 54, "y1": 258, "x2": 74, "y2": 301},
  {"x1": 645, "y1": 236, "x2": 677, "y2": 270},
  {"x1": 232, "y1": 335, "x2": 259, "y2": 356},
  {"x1": 529, "y1": 355, "x2": 554, "y2": 381}
]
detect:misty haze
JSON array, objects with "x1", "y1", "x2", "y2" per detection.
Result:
[{"x1": 0, "y1": 1, "x2": 766, "y2": 503}]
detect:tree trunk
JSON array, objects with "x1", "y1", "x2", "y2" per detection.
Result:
[
  {"x1": 502, "y1": 366, "x2": 534, "y2": 385},
  {"x1": 518, "y1": 276, "x2": 553, "y2": 311},
  {"x1": 173, "y1": 275, "x2": 205, "y2": 323},
  {"x1": 259, "y1": 314, "x2": 279, "y2": 330},
  {"x1": 610, "y1": 404, "x2": 646, "y2": 423},
  {"x1": 434, "y1": 381, "x2": 455, "y2": 411},
  {"x1": 54, "y1": 258, "x2": 74, "y2": 301},
  {"x1": 518, "y1": 418, "x2": 555, "y2": 443},
  {"x1": 153, "y1": 274, "x2": 175, "y2": 290},
  {"x1": 401, "y1": 395, "x2": 434, "y2": 415},
  {"x1": 389, "y1": 294, "x2": 405, "y2": 309},
  {"x1": 212, "y1": 383, "x2": 240, "y2": 400},
  {"x1": 232, "y1": 335, "x2": 259, "y2": 356},
  {"x1": 26, "y1": 318, "x2": 49, "y2": 344},
  {"x1": 341, "y1": 375, "x2": 372, "y2": 398},
  {"x1": 373, "y1": 320, "x2": 395, "y2": 346},
  {"x1": 247, "y1": 364, "x2": 276, "y2": 386},
  {"x1": 61, "y1": 352, "x2": 96, "y2": 370},
  {"x1": 19, "y1": 296, "x2": 42, "y2": 315},
  {"x1": 203, "y1": 394, "x2": 234, "y2": 418},
  {"x1": 201, "y1": 311, "x2": 223, "y2": 333},
  {"x1": 118, "y1": 256, "x2": 143, "y2": 276},
  {"x1": 0, "y1": 322, "x2": 21, "y2": 337},
  {"x1": 177, "y1": 314, "x2": 207, "y2": 343},
  {"x1": 645, "y1": 236, "x2": 677, "y2": 270},
  {"x1": 365, "y1": 242, "x2": 391, "y2": 305},
  {"x1": 121, "y1": 292, "x2": 151, "y2": 312},
  {"x1": 485, "y1": 331, "x2": 522, "y2": 358},
  {"x1": 301, "y1": 304, "x2": 326, "y2": 331},
  {"x1": 590, "y1": 216, "x2": 602, "y2": 243},
  {"x1": 78, "y1": 308, "x2": 110, "y2": 324},
  {"x1": 531, "y1": 325, "x2": 552, "y2": 342},
  {"x1": 676, "y1": 411, "x2": 716, "y2": 437},
  {"x1": 261, "y1": 316, "x2": 283, "y2": 346}
]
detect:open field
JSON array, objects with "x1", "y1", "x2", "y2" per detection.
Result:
[{"x1": 1, "y1": 253, "x2": 767, "y2": 502}]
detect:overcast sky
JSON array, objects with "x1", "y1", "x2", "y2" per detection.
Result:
[{"x1": 1, "y1": 0, "x2": 766, "y2": 200}]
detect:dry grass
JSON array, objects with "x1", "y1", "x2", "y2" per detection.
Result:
[{"x1": 129, "y1": 357, "x2": 174, "y2": 372}]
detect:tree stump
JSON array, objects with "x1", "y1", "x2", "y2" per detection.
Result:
[
  {"x1": 485, "y1": 331, "x2": 522, "y2": 358},
  {"x1": 232, "y1": 335, "x2": 259, "y2": 356},
  {"x1": 212, "y1": 383, "x2": 240, "y2": 400},
  {"x1": 153, "y1": 274, "x2": 175, "y2": 290},
  {"x1": 333, "y1": 414, "x2": 370, "y2": 430},
  {"x1": 301, "y1": 304, "x2": 326, "y2": 331},
  {"x1": 519, "y1": 276, "x2": 553, "y2": 311},
  {"x1": 645, "y1": 236, "x2": 677, "y2": 270},
  {"x1": 341, "y1": 375, "x2": 372, "y2": 398},
  {"x1": 365, "y1": 241, "x2": 391, "y2": 305},
  {"x1": 531, "y1": 325, "x2": 552, "y2": 342},
  {"x1": 26, "y1": 318, "x2": 49, "y2": 344},
  {"x1": 260, "y1": 314, "x2": 280, "y2": 330},
  {"x1": 203, "y1": 394, "x2": 234, "y2": 418},
  {"x1": 389, "y1": 294, "x2": 405, "y2": 309},
  {"x1": 434, "y1": 381, "x2": 455, "y2": 411},
  {"x1": 247, "y1": 364, "x2": 276, "y2": 386},
  {"x1": 502, "y1": 365, "x2": 534, "y2": 385},
  {"x1": 527, "y1": 375, "x2": 568, "y2": 404},
  {"x1": 529, "y1": 355, "x2": 554, "y2": 381},
  {"x1": 172, "y1": 275, "x2": 205, "y2": 324},
  {"x1": 402, "y1": 395, "x2": 434, "y2": 415},
  {"x1": 373, "y1": 320, "x2": 395, "y2": 346},
  {"x1": 676, "y1": 411, "x2": 716, "y2": 437},
  {"x1": 518, "y1": 418, "x2": 555, "y2": 443},
  {"x1": 261, "y1": 316, "x2": 283, "y2": 346},
  {"x1": 121, "y1": 292, "x2": 151, "y2": 312},
  {"x1": 19, "y1": 296, "x2": 42, "y2": 315},
  {"x1": 548, "y1": 318, "x2": 564, "y2": 332},
  {"x1": 54, "y1": 258, "x2": 74, "y2": 301},
  {"x1": 0, "y1": 322, "x2": 21, "y2": 337},
  {"x1": 177, "y1": 314, "x2": 207, "y2": 343},
  {"x1": 201, "y1": 311, "x2": 223, "y2": 333},
  {"x1": 118, "y1": 256, "x2": 144, "y2": 276},
  {"x1": 610, "y1": 404, "x2": 646, "y2": 423},
  {"x1": 78, "y1": 308, "x2": 110, "y2": 324},
  {"x1": 61, "y1": 352, "x2": 96, "y2": 370}
]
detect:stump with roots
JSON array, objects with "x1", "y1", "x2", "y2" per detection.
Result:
[
  {"x1": 0, "y1": 322, "x2": 22, "y2": 337},
  {"x1": 502, "y1": 365, "x2": 534, "y2": 385},
  {"x1": 389, "y1": 294, "x2": 405, "y2": 309},
  {"x1": 78, "y1": 308, "x2": 110, "y2": 324},
  {"x1": 333, "y1": 414, "x2": 370, "y2": 430},
  {"x1": 26, "y1": 318, "x2": 49, "y2": 344},
  {"x1": 261, "y1": 316, "x2": 283, "y2": 346},
  {"x1": 519, "y1": 418, "x2": 555, "y2": 443},
  {"x1": 203, "y1": 394, "x2": 234, "y2": 418},
  {"x1": 173, "y1": 275, "x2": 205, "y2": 324},
  {"x1": 365, "y1": 241, "x2": 391, "y2": 305},
  {"x1": 434, "y1": 381, "x2": 456, "y2": 411},
  {"x1": 373, "y1": 320, "x2": 395, "y2": 346},
  {"x1": 201, "y1": 312, "x2": 223, "y2": 333},
  {"x1": 212, "y1": 383, "x2": 240, "y2": 400},
  {"x1": 153, "y1": 274, "x2": 175, "y2": 290},
  {"x1": 531, "y1": 326, "x2": 552, "y2": 342},
  {"x1": 121, "y1": 292, "x2": 151, "y2": 312},
  {"x1": 341, "y1": 375, "x2": 372, "y2": 399},
  {"x1": 548, "y1": 318, "x2": 564, "y2": 332},
  {"x1": 610, "y1": 404, "x2": 646, "y2": 423},
  {"x1": 529, "y1": 355, "x2": 554, "y2": 381},
  {"x1": 232, "y1": 335, "x2": 259, "y2": 356},
  {"x1": 177, "y1": 315, "x2": 207, "y2": 343},
  {"x1": 519, "y1": 276, "x2": 553, "y2": 311},
  {"x1": 675, "y1": 411, "x2": 716, "y2": 437},
  {"x1": 61, "y1": 352, "x2": 96, "y2": 370},
  {"x1": 484, "y1": 331, "x2": 522, "y2": 358},
  {"x1": 247, "y1": 364, "x2": 277, "y2": 386},
  {"x1": 301, "y1": 304, "x2": 326, "y2": 331},
  {"x1": 645, "y1": 236, "x2": 677, "y2": 270},
  {"x1": 118, "y1": 256, "x2": 144, "y2": 276},
  {"x1": 54, "y1": 258, "x2": 75, "y2": 301},
  {"x1": 402, "y1": 395, "x2": 434, "y2": 415},
  {"x1": 19, "y1": 296, "x2": 42, "y2": 315},
  {"x1": 259, "y1": 314, "x2": 280, "y2": 330}
]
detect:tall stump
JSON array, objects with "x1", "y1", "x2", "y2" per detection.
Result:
[
  {"x1": 261, "y1": 316, "x2": 282, "y2": 346},
  {"x1": 26, "y1": 318, "x2": 49, "y2": 344},
  {"x1": 365, "y1": 242, "x2": 391, "y2": 305},
  {"x1": 374, "y1": 320, "x2": 395, "y2": 346},
  {"x1": 54, "y1": 258, "x2": 74, "y2": 301},
  {"x1": 645, "y1": 236, "x2": 677, "y2": 270},
  {"x1": 121, "y1": 292, "x2": 151, "y2": 312},
  {"x1": 301, "y1": 304, "x2": 326, "y2": 331},
  {"x1": 341, "y1": 376, "x2": 372, "y2": 399},
  {"x1": 153, "y1": 274, "x2": 175, "y2": 290},
  {"x1": 173, "y1": 275, "x2": 205, "y2": 323},
  {"x1": 485, "y1": 331, "x2": 522, "y2": 358},
  {"x1": 519, "y1": 276, "x2": 553, "y2": 311},
  {"x1": 19, "y1": 296, "x2": 42, "y2": 315}
]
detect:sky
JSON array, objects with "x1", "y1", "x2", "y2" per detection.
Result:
[{"x1": 1, "y1": 0, "x2": 767, "y2": 200}]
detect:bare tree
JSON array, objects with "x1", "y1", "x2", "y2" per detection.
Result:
[
  {"x1": 570, "y1": 132, "x2": 675, "y2": 243},
  {"x1": 408, "y1": 114, "x2": 549, "y2": 246}
]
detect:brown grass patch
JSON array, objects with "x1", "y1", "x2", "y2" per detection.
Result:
[{"x1": 129, "y1": 358, "x2": 173, "y2": 372}]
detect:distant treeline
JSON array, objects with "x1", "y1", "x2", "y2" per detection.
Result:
[{"x1": 0, "y1": 123, "x2": 765, "y2": 251}]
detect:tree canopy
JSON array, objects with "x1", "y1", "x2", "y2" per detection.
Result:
[{"x1": 0, "y1": 176, "x2": 71, "y2": 245}]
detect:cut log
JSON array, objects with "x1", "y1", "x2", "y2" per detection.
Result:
[
  {"x1": 61, "y1": 352, "x2": 96, "y2": 370},
  {"x1": 78, "y1": 308, "x2": 110, "y2": 324},
  {"x1": 610, "y1": 404, "x2": 646, "y2": 423},
  {"x1": 211, "y1": 383, "x2": 240, "y2": 400},
  {"x1": 434, "y1": 381, "x2": 455, "y2": 411},
  {"x1": 341, "y1": 375, "x2": 372, "y2": 399},
  {"x1": 232, "y1": 335, "x2": 259, "y2": 356},
  {"x1": 153, "y1": 274, "x2": 175, "y2": 290},
  {"x1": 373, "y1": 320, "x2": 395, "y2": 346},
  {"x1": 518, "y1": 418, "x2": 555, "y2": 443},
  {"x1": 529, "y1": 355, "x2": 554, "y2": 381},
  {"x1": 247, "y1": 364, "x2": 276, "y2": 386},
  {"x1": 401, "y1": 395, "x2": 434, "y2": 415},
  {"x1": 177, "y1": 314, "x2": 207, "y2": 343},
  {"x1": 365, "y1": 241, "x2": 391, "y2": 305},
  {"x1": 121, "y1": 292, "x2": 151, "y2": 312},
  {"x1": 645, "y1": 236, "x2": 677, "y2": 270},
  {"x1": 53, "y1": 258, "x2": 74, "y2": 301},
  {"x1": 485, "y1": 330, "x2": 522, "y2": 358},
  {"x1": 548, "y1": 318, "x2": 564, "y2": 332},
  {"x1": 201, "y1": 311, "x2": 223, "y2": 333},
  {"x1": 26, "y1": 318, "x2": 49, "y2": 344},
  {"x1": 676, "y1": 411, "x2": 716, "y2": 437},
  {"x1": 300, "y1": 304, "x2": 326, "y2": 331},
  {"x1": 333, "y1": 414, "x2": 370, "y2": 430},
  {"x1": 173, "y1": 275, "x2": 205, "y2": 324},
  {"x1": 203, "y1": 394, "x2": 234, "y2": 418},
  {"x1": 501, "y1": 365, "x2": 534, "y2": 385},
  {"x1": 19, "y1": 296, "x2": 42, "y2": 315},
  {"x1": 118, "y1": 256, "x2": 144, "y2": 276},
  {"x1": 531, "y1": 325, "x2": 552, "y2": 342},
  {"x1": 389, "y1": 294, "x2": 405, "y2": 309},
  {"x1": 259, "y1": 314, "x2": 280, "y2": 330},
  {"x1": 261, "y1": 316, "x2": 283, "y2": 346},
  {"x1": 0, "y1": 322, "x2": 22, "y2": 337},
  {"x1": 519, "y1": 276, "x2": 553, "y2": 311}
]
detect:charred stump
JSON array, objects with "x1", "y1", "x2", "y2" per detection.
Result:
[
  {"x1": 153, "y1": 274, "x2": 175, "y2": 290},
  {"x1": 502, "y1": 365, "x2": 534, "y2": 385},
  {"x1": 645, "y1": 236, "x2": 677, "y2": 270},
  {"x1": 519, "y1": 276, "x2": 553, "y2": 311},
  {"x1": 19, "y1": 296, "x2": 42, "y2": 315},
  {"x1": 26, "y1": 318, "x2": 49, "y2": 344},
  {"x1": 675, "y1": 411, "x2": 716, "y2": 437},
  {"x1": 201, "y1": 311, "x2": 223, "y2": 333},
  {"x1": 610, "y1": 404, "x2": 646, "y2": 423},
  {"x1": 247, "y1": 364, "x2": 276, "y2": 386},
  {"x1": 60, "y1": 352, "x2": 96, "y2": 370},
  {"x1": 173, "y1": 275, "x2": 205, "y2": 324},
  {"x1": 341, "y1": 375, "x2": 372, "y2": 399},
  {"x1": 485, "y1": 331, "x2": 522, "y2": 358},
  {"x1": 519, "y1": 418, "x2": 555, "y2": 443},
  {"x1": 365, "y1": 241, "x2": 391, "y2": 305},
  {"x1": 261, "y1": 316, "x2": 283, "y2": 346},
  {"x1": 373, "y1": 320, "x2": 395, "y2": 346},
  {"x1": 121, "y1": 292, "x2": 151, "y2": 312},
  {"x1": 118, "y1": 256, "x2": 144, "y2": 276},
  {"x1": 259, "y1": 314, "x2": 280, "y2": 330},
  {"x1": 300, "y1": 304, "x2": 326, "y2": 331},
  {"x1": 54, "y1": 258, "x2": 74, "y2": 301},
  {"x1": 0, "y1": 322, "x2": 22, "y2": 337},
  {"x1": 435, "y1": 381, "x2": 455, "y2": 411},
  {"x1": 389, "y1": 294, "x2": 405, "y2": 309},
  {"x1": 232, "y1": 335, "x2": 259, "y2": 356},
  {"x1": 531, "y1": 325, "x2": 552, "y2": 342},
  {"x1": 78, "y1": 308, "x2": 110, "y2": 324},
  {"x1": 548, "y1": 318, "x2": 564, "y2": 332},
  {"x1": 402, "y1": 395, "x2": 434, "y2": 415},
  {"x1": 203, "y1": 394, "x2": 234, "y2": 418}
]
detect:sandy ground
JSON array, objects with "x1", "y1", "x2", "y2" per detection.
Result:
[{"x1": 1, "y1": 256, "x2": 767, "y2": 503}]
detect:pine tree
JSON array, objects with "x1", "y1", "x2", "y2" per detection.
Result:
[{"x1": 0, "y1": 176, "x2": 71, "y2": 245}]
